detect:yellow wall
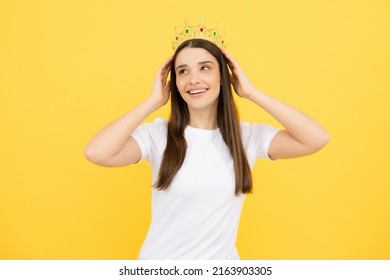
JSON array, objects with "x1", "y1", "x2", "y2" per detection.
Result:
[{"x1": 1, "y1": 0, "x2": 389, "y2": 259}]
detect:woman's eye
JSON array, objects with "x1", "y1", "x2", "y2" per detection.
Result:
[
  {"x1": 201, "y1": 65, "x2": 210, "y2": 71},
  {"x1": 178, "y1": 69, "x2": 188, "y2": 75}
]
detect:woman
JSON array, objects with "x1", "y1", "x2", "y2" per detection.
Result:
[{"x1": 84, "y1": 38, "x2": 330, "y2": 259}]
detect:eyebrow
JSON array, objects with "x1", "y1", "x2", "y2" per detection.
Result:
[{"x1": 175, "y1": 60, "x2": 215, "y2": 71}]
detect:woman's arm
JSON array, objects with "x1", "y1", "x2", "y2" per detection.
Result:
[
  {"x1": 84, "y1": 56, "x2": 172, "y2": 166},
  {"x1": 246, "y1": 89, "x2": 330, "y2": 159},
  {"x1": 221, "y1": 49, "x2": 330, "y2": 160}
]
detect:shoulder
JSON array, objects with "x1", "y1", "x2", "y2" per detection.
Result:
[
  {"x1": 132, "y1": 118, "x2": 168, "y2": 144},
  {"x1": 149, "y1": 117, "x2": 168, "y2": 127},
  {"x1": 154, "y1": 117, "x2": 168, "y2": 125},
  {"x1": 240, "y1": 122, "x2": 280, "y2": 140},
  {"x1": 131, "y1": 118, "x2": 168, "y2": 162},
  {"x1": 240, "y1": 121, "x2": 281, "y2": 161},
  {"x1": 139, "y1": 118, "x2": 167, "y2": 134},
  {"x1": 153, "y1": 118, "x2": 168, "y2": 134}
]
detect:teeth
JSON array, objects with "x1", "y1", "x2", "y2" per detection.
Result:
[{"x1": 189, "y1": 89, "x2": 207, "y2": 95}]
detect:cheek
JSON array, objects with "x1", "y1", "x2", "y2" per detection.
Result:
[
  {"x1": 176, "y1": 79, "x2": 187, "y2": 93},
  {"x1": 210, "y1": 74, "x2": 221, "y2": 88},
  {"x1": 212, "y1": 69, "x2": 221, "y2": 83},
  {"x1": 175, "y1": 80, "x2": 186, "y2": 96}
]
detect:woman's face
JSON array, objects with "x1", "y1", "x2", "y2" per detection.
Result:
[{"x1": 174, "y1": 47, "x2": 221, "y2": 113}]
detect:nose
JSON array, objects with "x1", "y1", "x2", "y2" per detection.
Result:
[{"x1": 188, "y1": 71, "x2": 200, "y2": 85}]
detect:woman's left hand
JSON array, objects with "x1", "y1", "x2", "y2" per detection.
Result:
[{"x1": 221, "y1": 48, "x2": 256, "y2": 99}]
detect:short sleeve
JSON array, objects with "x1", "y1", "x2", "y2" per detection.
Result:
[
  {"x1": 131, "y1": 118, "x2": 167, "y2": 162},
  {"x1": 241, "y1": 122, "x2": 280, "y2": 165}
]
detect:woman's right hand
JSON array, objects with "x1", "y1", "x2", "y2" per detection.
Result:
[{"x1": 150, "y1": 56, "x2": 173, "y2": 107}]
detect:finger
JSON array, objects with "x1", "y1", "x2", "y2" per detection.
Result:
[
  {"x1": 160, "y1": 58, "x2": 173, "y2": 79},
  {"x1": 220, "y1": 48, "x2": 234, "y2": 62},
  {"x1": 221, "y1": 49, "x2": 239, "y2": 70},
  {"x1": 161, "y1": 69, "x2": 170, "y2": 84},
  {"x1": 164, "y1": 55, "x2": 174, "y2": 68},
  {"x1": 224, "y1": 56, "x2": 235, "y2": 74},
  {"x1": 226, "y1": 58, "x2": 234, "y2": 71},
  {"x1": 159, "y1": 55, "x2": 173, "y2": 73},
  {"x1": 220, "y1": 47, "x2": 229, "y2": 56},
  {"x1": 221, "y1": 49, "x2": 234, "y2": 68},
  {"x1": 230, "y1": 74, "x2": 235, "y2": 84}
]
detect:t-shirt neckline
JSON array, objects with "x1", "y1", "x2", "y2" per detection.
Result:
[{"x1": 185, "y1": 125, "x2": 220, "y2": 135}]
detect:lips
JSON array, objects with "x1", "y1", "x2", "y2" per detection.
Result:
[{"x1": 187, "y1": 88, "x2": 208, "y2": 95}]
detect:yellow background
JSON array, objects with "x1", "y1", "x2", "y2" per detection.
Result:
[{"x1": 1, "y1": 0, "x2": 389, "y2": 259}]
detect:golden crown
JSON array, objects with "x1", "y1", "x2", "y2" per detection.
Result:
[{"x1": 171, "y1": 19, "x2": 226, "y2": 51}]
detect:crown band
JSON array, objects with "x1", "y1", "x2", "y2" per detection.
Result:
[{"x1": 172, "y1": 19, "x2": 226, "y2": 51}]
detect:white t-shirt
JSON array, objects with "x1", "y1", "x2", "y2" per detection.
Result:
[{"x1": 131, "y1": 118, "x2": 280, "y2": 260}]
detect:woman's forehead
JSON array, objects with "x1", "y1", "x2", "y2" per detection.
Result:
[{"x1": 175, "y1": 47, "x2": 218, "y2": 66}]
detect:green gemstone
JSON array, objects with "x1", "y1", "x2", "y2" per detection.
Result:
[
  {"x1": 213, "y1": 32, "x2": 216, "y2": 36},
  {"x1": 185, "y1": 29, "x2": 189, "y2": 34}
]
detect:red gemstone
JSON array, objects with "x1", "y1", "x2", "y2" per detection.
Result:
[
  {"x1": 200, "y1": 28, "x2": 204, "y2": 32},
  {"x1": 176, "y1": 36, "x2": 179, "y2": 41},
  {"x1": 222, "y1": 40, "x2": 224, "y2": 44}
]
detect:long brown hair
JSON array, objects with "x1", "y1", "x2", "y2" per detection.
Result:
[{"x1": 155, "y1": 39, "x2": 252, "y2": 195}]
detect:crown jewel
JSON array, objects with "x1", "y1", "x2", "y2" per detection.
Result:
[{"x1": 172, "y1": 19, "x2": 226, "y2": 51}]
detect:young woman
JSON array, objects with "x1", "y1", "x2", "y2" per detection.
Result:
[{"x1": 84, "y1": 38, "x2": 330, "y2": 260}]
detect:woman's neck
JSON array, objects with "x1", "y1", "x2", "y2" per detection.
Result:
[{"x1": 188, "y1": 108, "x2": 218, "y2": 130}]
